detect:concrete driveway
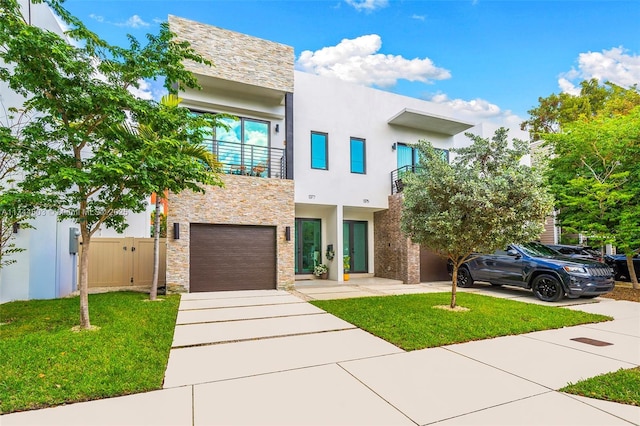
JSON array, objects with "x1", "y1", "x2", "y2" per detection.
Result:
[{"x1": 3, "y1": 286, "x2": 639, "y2": 425}]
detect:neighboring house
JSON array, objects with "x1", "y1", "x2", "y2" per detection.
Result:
[
  {"x1": 166, "y1": 16, "x2": 531, "y2": 293},
  {"x1": 0, "y1": 1, "x2": 150, "y2": 303}
]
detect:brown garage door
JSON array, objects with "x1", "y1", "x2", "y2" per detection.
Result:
[
  {"x1": 420, "y1": 247, "x2": 450, "y2": 282},
  {"x1": 190, "y1": 224, "x2": 277, "y2": 292}
]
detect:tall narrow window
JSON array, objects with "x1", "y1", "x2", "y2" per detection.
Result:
[
  {"x1": 350, "y1": 137, "x2": 366, "y2": 174},
  {"x1": 311, "y1": 132, "x2": 328, "y2": 170}
]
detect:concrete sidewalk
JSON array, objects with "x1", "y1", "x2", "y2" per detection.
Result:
[{"x1": 3, "y1": 285, "x2": 639, "y2": 425}]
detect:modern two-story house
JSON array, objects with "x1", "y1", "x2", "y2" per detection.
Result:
[{"x1": 165, "y1": 16, "x2": 529, "y2": 293}]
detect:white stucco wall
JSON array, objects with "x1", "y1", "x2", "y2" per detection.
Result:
[{"x1": 293, "y1": 71, "x2": 471, "y2": 209}]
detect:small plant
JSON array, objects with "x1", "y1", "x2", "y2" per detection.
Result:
[
  {"x1": 313, "y1": 264, "x2": 328, "y2": 276},
  {"x1": 343, "y1": 255, "x2": 351, "y2": 272}
]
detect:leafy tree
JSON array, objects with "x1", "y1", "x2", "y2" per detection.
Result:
[
  {"x1": 401, "y1": 128, "x2": 554, "y2": 308},
  {"x1": 0, "y1": 106, "x2": 34, "y2": 267},
  {"x1": 521, "y1": 80, "x2": 640, "y2": 140},
  {"x1": 0, "y1": 0, "x2": 212, "y2": 328},
  {"x1": 117, "y1": 94, "x2": 226, "y2": 301},
  {"x1": 544, "y1": 107, "x2": 640, "y2": 288}
]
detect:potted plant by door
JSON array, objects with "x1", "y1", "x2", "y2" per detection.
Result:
[
  {"x1": 343, "y1": 255, "x2": 351, "y2": 281},
  {"x1": 313, "y1": 264, "x2": 329, "y2": 280}
]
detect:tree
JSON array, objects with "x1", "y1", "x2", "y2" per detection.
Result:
[
  {"x1": 0, "y1": 110, "x2": 31, "y2": 267},
  {"x1": 521, "y1": 79, "x2": 640, "y2": 140},
  {"x1": 544, "y1": 107, "x2": 640, "y2": 288},
  {"x1": 401, "y1": 128, "x2": 554, "y2": 308},
  {"x1": 118, "y1": 94, "x2": 226, "y2": 301},
  {"x1": 0, "y1": 0, "x2": 212, "y2": 328}
]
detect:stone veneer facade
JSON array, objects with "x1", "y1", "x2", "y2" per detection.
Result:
[
  {"x1": 168, "y1": 15, "x2": 294, "y2": 93},
  {"x1": 373, "y1": 194, "x2": 421, "y2": 284},
  {"x1": 166, "y1": 174, "x2": 295, "y2": 293}
]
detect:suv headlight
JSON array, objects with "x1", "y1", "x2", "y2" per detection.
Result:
[{"x1": 563, "y1": 265, "x2": 588, "y2": 275}]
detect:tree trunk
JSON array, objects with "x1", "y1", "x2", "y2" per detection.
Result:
[
  {"x1": 150, "y1": 195, "x2": 161, "y2": 301},
  {"x1": 450, "y1": 264, "x2": 458, "y2": 308},
  {"x1": 627, "y1": 254, "x2": 639, "y2": 289},
  {"x1": 78, "y1": 225, "x2": 91, "y2": 329}
]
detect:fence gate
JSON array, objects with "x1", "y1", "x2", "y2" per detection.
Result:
[{"x1": 84, "y1": 237, "x2": 166, "y2": 288}]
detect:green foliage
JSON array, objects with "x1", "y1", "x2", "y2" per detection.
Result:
[
  {"x1": 521, "y1": 79, "x2": 640, "y2": 140},
  {"x1": 0, "y1": 0, "x2": 213, "y2": 235},
  {"x1": 401, "y1": 128, "x2": 553, "y2": 306},
  {"x1": 0, "y1": 0, "x2": 219, "y2": 325},
  {"x1": 150, "y1": 211, "x2": 167, "y2": 238},
  {"x1": 561, "y1": 367, "x2": 640, "y2": 407},
  {"x1": 311, "y1": 293, "x2": 610, "y2": 351},
  {"x1": 0, "y1": 292, "x2": 180, "y2": 413},
  {"x1": 343, "y1": 255, "x2": 351, "y2": 271},
  {"x1": 543, "y1": 104, "x2": 640, "y2": 257}
]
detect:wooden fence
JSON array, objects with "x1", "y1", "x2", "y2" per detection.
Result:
[{"x1": 84, "y1": 237, "x2": 166, "y2": 288}]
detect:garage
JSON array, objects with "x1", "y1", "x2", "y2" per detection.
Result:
[
  {"x1": 420, "y1": 247, "x2": 450, "y2": 282},
  {"x1": 189, "y1": 224, "x2": 277, "y2": 292}
]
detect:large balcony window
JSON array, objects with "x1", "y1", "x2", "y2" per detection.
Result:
[{"x1": 200, "y1": 115, "x2": 285, "y2": 178}]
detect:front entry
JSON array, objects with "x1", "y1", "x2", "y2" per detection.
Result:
[
  {"x1": 343, "y1": 220, "x2": 368, "y2": 273},
  {"x1": 295, "y1": 218, "x2": 321, "y2": 274}
]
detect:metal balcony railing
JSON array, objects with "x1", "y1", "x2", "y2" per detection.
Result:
[
  {"x1": 203, "y1": 139, "x2": 287, "y2": 179},
  {"x1": 390, "y1": 165, "x2": 421, "y2": 194}
]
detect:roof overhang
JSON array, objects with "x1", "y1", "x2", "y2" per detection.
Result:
[{"x1": 388, "y1": 108, "x2": 475, "y2": 135}]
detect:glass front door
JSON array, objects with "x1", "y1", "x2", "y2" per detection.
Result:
[
  {"x1": 295, "y1": 218, "x2": 321, "y2": 274},
  {"x1": 343, "y1": 221, "x2": 368, "y2": 273}
]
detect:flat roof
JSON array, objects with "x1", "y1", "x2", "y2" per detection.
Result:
[{"x1": 388, "y1": 108, "x2": 475, "y2": 135}]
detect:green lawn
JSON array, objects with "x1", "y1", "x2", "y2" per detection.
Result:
[
  {"x1": 561, "y1": 367, "x2": 640, "y2": 406},
  {"x1": 0, "y1": 292, "x2": 180, "y2": 414},
  {"x1": 311, "y1": 292, "x2": 611, "y2": 351}
]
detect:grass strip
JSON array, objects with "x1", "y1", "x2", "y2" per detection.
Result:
[
  {"x1": 561, "y1": 367, "x2": 640, "y2": 406},
  {"x1": 311, "y1": 292, "x2": 611, "y2": 351},
  {"x1": 0, "y1": 292, "x2": 180, "y2": 414}
]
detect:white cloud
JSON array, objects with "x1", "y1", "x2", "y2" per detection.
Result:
[
  {"x1": 88, "y1": 14, "x2": 152, "y2": 29},
  {"x1": 412, "y1": 14, "x2": 426, "y2": 21},
  {"x1": 116, "y1": 15, "x2": 150, "y2": 28},
  {"x1": 345, "y1": 0, "x2": 388, "y2": 12},
  {"x1": 429, "y1": 93, "x2": 523, "y2": 128},
  {"x1": 296, "y1": 34, "x2": 450, "y2": 87},
  {"x1": 558, "y1": 47, "x2": 640, "y2": 93},
  {"x1": 128, "y1": 79, "x2": 154, "y2": 100}
]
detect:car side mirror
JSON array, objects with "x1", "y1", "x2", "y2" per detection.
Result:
[{"x1": 507, "y1": 249, "x2": 519, "y2": 257}]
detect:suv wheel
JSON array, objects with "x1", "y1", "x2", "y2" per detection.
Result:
[
  {"x1": 532, "y1": 274, "x2": 564, "y2": 302},
  {"x1": 457, "y1": 267, "x2": 474, "y2": 288}
]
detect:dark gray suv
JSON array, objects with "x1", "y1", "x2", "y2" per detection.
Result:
[{"x1": 455, "y1": 242, "x2": 614, "y2": 302}]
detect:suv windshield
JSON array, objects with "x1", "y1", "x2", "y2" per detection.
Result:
[{"x1": 517, "y1": 242, "x2": 561, "y2": 257}]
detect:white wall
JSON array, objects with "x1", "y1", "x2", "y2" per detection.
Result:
[{"x1": 293, "y1": 71, "x2": 466, "y2": 209}]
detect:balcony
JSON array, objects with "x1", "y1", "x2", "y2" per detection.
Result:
[
  {"x1": 204, "y1": 140, "x2": 287, "y2": 179},
  {"x1": 390, "y1": 165, "x2": 421, "y2": 194}
]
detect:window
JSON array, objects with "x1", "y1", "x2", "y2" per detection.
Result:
[
  {"x1": 214, "y1": 117, "x2": 269, "y2": 172},
  {"x1": 350, "y1": 137, "x2": 366, "y2": 174},
  {"x1": 195, "y1": 112, "x2": 270, "y2": 174},
  {"x1": 397, "y1": 143, "x2": 449, "y2": 170},
  {"x1": 311, "y1": 132, "x2": 328, "y2": 170}
]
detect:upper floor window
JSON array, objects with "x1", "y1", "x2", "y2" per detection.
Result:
[
  {"x1": 350, "y1": 137, "x2": 366, "y2": 174},
  {"x1": 311, "y1": 132, "x2": 328, "y2": 170},
  {"x1": 397, "y1": 143, "x2": 448, "y2": 170}
]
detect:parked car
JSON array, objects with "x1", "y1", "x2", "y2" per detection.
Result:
[
  {"x1": 545, "y1": 244, "x2": 603, "y2": 262},
  {"x1": 451, "y1": 242, "x2": 614, "y2": 302},
  {"x1": 604, "y1": 253, "x2": 640, "y2": 281}
]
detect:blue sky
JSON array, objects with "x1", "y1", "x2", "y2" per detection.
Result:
[{"x1": 64, "y1": 0, "x2": 640, "y2": 127}]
